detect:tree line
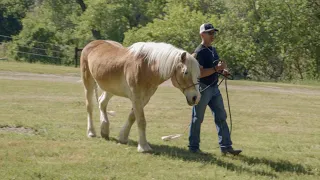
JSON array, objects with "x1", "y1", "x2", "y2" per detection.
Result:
[{"x1": 1, "y1": 0, "x2": 319, "y2": 81}]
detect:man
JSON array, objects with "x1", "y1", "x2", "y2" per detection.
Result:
[{"x1": 188, "y1": 23, "x2": 242, "y2": 155}]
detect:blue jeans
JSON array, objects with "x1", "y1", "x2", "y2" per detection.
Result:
[{"x1": 188, "y1": 83, "x2": 232, "y2": 151}]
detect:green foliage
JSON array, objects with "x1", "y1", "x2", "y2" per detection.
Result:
[
  {"x1": 76, "y1": 0, "x2": 130, "y2": 43},
  {"x1": 0, "y1": 0, "x2": 35, "y2": 41},
  {"x1": 5, "y1": 0, "x2": 166, "y2": 64},
  {"x1": 76, "y1": 0, "x2": 166, "y2": 43},
  {"x1": 6, "y1": 0, "x2": 78, "y2": 65},
  {"x1": 217, "y1": 0, "x2": 320, "y2": 80},
  {"x1": 124, "y1": 4, "x2": 213, "y2": 52},
  {"x1": 167, "y1": 0, "x2": 227, "y2": 15},
  {"x1": 1, "y1": 0, "x2": 319, "y2": 80},
  {"x1": 123, "y1": 0, "x2": 227, "y2": 51}
]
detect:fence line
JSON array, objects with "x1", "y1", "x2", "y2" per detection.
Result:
[
  {"x1": 12, "y1": 50, "x2": 62, "y2": 59},
  {"x1": 74, "y1": 47, "x2": 83, "y2": 67},
  {"x1": 0, "y1": 34, "x2": 73, "y2": 48},
  {"x1": 16, "y1": 45, "x2": 64, "y2": 54},
  {"x1": 1, "y1": 34, "x2": 83, "y2": 67}
]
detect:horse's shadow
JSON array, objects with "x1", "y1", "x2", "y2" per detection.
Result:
[{"x1": 109, "y1": 138, "x2": 313, "y2": 178}]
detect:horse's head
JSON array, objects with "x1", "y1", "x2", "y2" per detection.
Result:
[{"x1": 171, "y1": 52, "x2": 201, "y2": 106}]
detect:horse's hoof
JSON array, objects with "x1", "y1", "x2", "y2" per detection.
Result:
[
  {"x1": 87, "y1": 132, "x2": 96, "y2": 138},
  {"x1": 101, "y1": 132, "x2": 110, "y2": 140},
  {"x1": 118, "y1": 138, "x2": 128, "y2": 144},
  {"x1": 118, "y1": 133, "x2": 128, "y2": 144},
  {"x1": 137, "y1": 143, "x2": 153, "y2": 153}
]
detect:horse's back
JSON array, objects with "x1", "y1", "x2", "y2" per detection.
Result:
[
  {"x1": 85, "y1": 40, "x2": 128, "y2": 76},
  {"x1": 80, "y1": 40, "x2": 108, "y2": 73},
  {"x1": 82, "y1": 40, "x2": 125, "y2": 59},
  {"x1": 82, "y1": 40, "x2": 132, "y2": 97},
  {"x1": 86, "y1": 40, "x2": 128, "y2": 62}
]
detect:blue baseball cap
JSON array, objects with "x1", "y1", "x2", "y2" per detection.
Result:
[{"x1": 199, "y1": 23, "x2": 219, "y2": 34}]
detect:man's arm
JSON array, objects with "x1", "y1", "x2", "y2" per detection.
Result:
[
  {"x1": 199, "y1": 61, "x2": 226, "y2": 78},
  {"x1": 199, "y1": 66, "x2": 216, "y2": 78}
]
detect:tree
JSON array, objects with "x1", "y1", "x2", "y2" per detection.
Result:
[
  {"x1": 123, "y1": 2, "x2": 221, "y2": 52},
  {"x1": 3, "y1": 0, "x2": 318, "y2": 80},
  {"x1": 0, "y1": 0, "x2": 35, "y2": 42},
  {"x1": 217, "y1": 0, "x2": 320, "y2": 80},
  {"x1": 76, "y1": 0, "x2": 166, "y2": 44},
  {"x1": 75, "y1": 0, "x2": 101, "y2": 39},
  {"x1": 6, "y1": 0, "x2": 167, "y2": 64},
  {"x1": 6, "y1": 0, "x2": 80, "y2": 64}
]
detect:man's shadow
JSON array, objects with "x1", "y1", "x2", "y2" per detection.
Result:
[
  {"x1": 110, "y1": 138, "x2": 313, "y2": 178},
  {"x1": 235, "y1": 155, "x2": 313, "y2": 174}
]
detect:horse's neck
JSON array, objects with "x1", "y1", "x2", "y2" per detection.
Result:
[
  {"x1": 152, "y1": 72, "x2": 171, "y2": 86},
  {"x1": 158, "y1": 77, "x2": 170, "y2": 85},
  {"x1": 151, "y1": 71, "x2": 174, "y2": 88},
  {"x1": 158, "y1": 66, "x2": 178, "y2": 84}
]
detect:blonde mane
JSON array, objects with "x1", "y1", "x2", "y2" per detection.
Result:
[{"x1": 128, "y1": 42, "x2": 200, "y2": 81}]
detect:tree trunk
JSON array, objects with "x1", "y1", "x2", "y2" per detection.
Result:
[
  {"x1": 75, "y1": 0, "x2": 101, "y2": 39},
  {"x1": 315, "y1": 46, "x2": 320, "y2": 77},
  {"x1": 294, "y1": 60, "x2": 304, "y2": 80}
]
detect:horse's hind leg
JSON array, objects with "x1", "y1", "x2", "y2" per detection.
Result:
[
  {"x1": 83, "y1": 77, "x2": 96, "y2": 138},
  {"x1": 99, "y1": 91, "x2": 113, "y2": 140}
]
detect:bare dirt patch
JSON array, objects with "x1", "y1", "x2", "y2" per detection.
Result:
[
  {"x1": 227, "y1": 84, "x2": 320, "y2": 95},
  {"x1": 0, "y1": 125, "x2": 35, "y2": 135}
]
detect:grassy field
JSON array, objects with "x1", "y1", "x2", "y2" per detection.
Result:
[
  {"x1": 0, "y1": 61, "x2": 80, "y2": 76},
  {"x1": 0, "y1": 62, "x2": 319, "y2": 179}
]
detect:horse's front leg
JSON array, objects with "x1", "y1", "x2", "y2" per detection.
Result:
[{"x1": 132, "y1": 100, "x2": 152, "y2": 153}]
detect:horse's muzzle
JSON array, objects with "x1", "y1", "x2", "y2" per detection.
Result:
[{"x1": 186, "y1": 95, "x2": 199, "y2": 106}]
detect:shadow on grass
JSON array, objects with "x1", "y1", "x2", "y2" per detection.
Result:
[
  {"x1": 149, "y1": 143, "x2": 277, "y2": 178},
  {"x1": 108, "y1": 138, "x2": 314, "y2": 177},
  {"x1": 108, "y1": 138, "x2": 315, "y2": 178},
  {"x1": 236, "y1": 155, "x2": 313, "y2": 175}
]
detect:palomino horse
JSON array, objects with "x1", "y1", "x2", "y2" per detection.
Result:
[{"x1": 80, "y1": 40, "x2": 200, "y2": 152}]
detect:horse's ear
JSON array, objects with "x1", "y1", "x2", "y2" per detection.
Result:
[
  {"x1": 191, "y1": 53, "x2": 197, "y2": 58},
  {"x1": 181, "y1": 51, "x2": 187, "y2": 63}
]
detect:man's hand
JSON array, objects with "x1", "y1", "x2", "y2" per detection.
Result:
[
  {"x1": 215, "y1": 61, "x2": 227, "y2": 72},
  {"x1": 222, "y1": 69, "x2": 231, "y2": 76}
]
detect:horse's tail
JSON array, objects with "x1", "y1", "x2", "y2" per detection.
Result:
[
  {"x1": 80, "y1": 41, "x2": 103, "y2": 119},
  {"x1": 80, "y1": 41, "x2": 99, "y2": 92}
]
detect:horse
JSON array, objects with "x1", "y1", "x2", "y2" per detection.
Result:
[{"x1": 80, "y1": 40, "x2": 200, "y2": 152}]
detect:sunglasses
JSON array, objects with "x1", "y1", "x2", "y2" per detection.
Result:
[{"x1": 206, "y1": 31, "x2": 217, "y2": 35}]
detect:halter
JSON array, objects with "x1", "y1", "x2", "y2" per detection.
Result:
[{"x1": 174, "y1": 69, "x2": 199, "y2": 93}]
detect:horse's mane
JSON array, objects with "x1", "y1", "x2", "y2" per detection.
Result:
[{"x1": 128, "y1": 42, "x2": 199, "y2": 81}]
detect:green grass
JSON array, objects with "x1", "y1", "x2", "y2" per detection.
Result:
[
  {"x1": 0, "y1": 64, "x2": 320, "y2": 179},
  {"x1": 0, "y1": 61, "x2": 80, "y2": 76}
]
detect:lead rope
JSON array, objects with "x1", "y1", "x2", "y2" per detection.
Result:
[
  {"x1": 217, "y1": 74, "x2": 233, "y2": 136},
  {"x1": 224, "y1": 76, "x2": 232, "y2": 136}
]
